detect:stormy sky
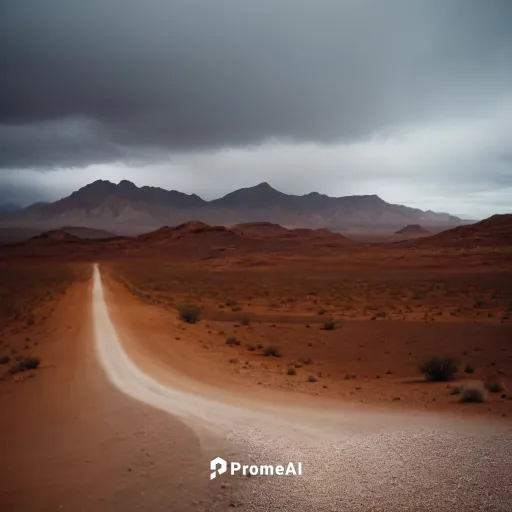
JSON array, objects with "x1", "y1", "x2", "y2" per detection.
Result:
[{"x1": 1, "y1": 0, "x2": 511, "y2": 218}]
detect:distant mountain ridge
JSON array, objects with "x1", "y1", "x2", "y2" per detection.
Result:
[{"x1": 0, "y1": 180, "x2": 463, "y2": 234}]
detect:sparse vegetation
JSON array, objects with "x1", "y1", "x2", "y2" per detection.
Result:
[
  {"x1": 178, "y1": 304, "x2": 201, "y2": 324},
  {"x1": 0, "y1": 355, "x2": 11, "y2": 365},
  {"x1": 8, "y1": 356, "x2": 40, "y2": 375},
  {"x1": 484, "y1": 376, "x2": 507, "y2": 393},
  {"x1": 307, "y1": 375, "x2": 318, "y2": 382},
  {"x1": 420, "y1": 355, "x2": 458, "y2": 382},
  {"x1": 108, "y1": 261, "x2": 512, "y2": 415},
  {"x1": 226, "y1": 336, "x2": 241, "y2": 347},
  {"x1": 322, "y1": 319, "x2": 336, "y2": 330},
  {"x1": 287, "y1": 367, "x2": 297, "y2": 376},
  {"x1": 263, "y1": 345, "x2": 281, "y2": 357},
  {"x1": 464, "y1": 363, "x2": 475, "y2": 374},
  {"x1": 460, "y1": 382, "x2": 487, "y2": 403},
  {"x1": 450, "y1": 384, "x2": 462, "y2": 395}
]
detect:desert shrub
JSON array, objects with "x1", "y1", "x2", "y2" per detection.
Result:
[
  {"x1": 317, "y1": 308, "x2": 327, "y2": 315},
  {"x1": 247, "y1": 344, "x2": 256, "y2": 351},
  {"x1": 460, "y1": 382, "x2": 487, "y2": 403},
  {"x1": 287, "y1": 367, "x2": 297, "y2": 376},
  {"x1": 299, "y1": 357, "x2": 313, "y2": 365},
  {"x1": 484, "y1": 376, "x2": 507, "y2": 393},
  {"x1": 322, "y1": 319, "x2": 336, "y2": 330},
  {"x1": 8, "y1": 356, "x2": 40, "y2": 375},
  {"x1": 450, "y1": 384, "x2": 462, "y2": 395},
  {"x1": 0, "y1": 355, "x2": 11, "y2": 365},
  {"x1": 232, "y1": 306, "x2": 242, "y2": 312},
  {"x1": 464, "y1": 363, "x2": 475, "y2": 374},
  {"x1": 307, "y1": 375, "x2": 318, "y2": 382},
  {"x1": 229, "y1": 358, "x2": 239, "y2": 364},
  {"x1": 225, "y1": 299, "x2": 238, "y2": 307},
  {"x1": 226, "y1": 336, "x2": 240, "y2": 347},
  {"x1": 240, "y1": 316, "x2": 250, "y2": 326},
  {"x1": 178, "y1": 304, "x2": 201, "y2": 324},
  {"x1": 263, "y1": 345, "x2": 281, "y2": 357},
  {"x1": 420, "y1": 355, "x2": 458, "y2": 382}
]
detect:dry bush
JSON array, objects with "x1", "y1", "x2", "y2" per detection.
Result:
[
  {"x1": 178, "y1": 304, "x2": 201, "y2": 324},
  {"x1": 484, "y1": 376, "x2": 507, "y2": 393},
  {"x1": 0, "y1": 355, "x2": 11, "y2": 365},
  {"x1": 464, "y1": 363, "x2": 475, "y2": 374},
  {"x1": 307, "y1": 375, "x2": 318, "y2": 382},
  {"x1": 226, "y1": 336, "x2": 240, "y2": 347},
  {"x1": 8, "y1": 356, "x2": 40, "y2": 375},
  {"x1": 460, "y1": 382, "x2": 488, "y2": 403},
  {"x1": 287, "y1": 367, "x2": 297, "y2": 376},
  {"x1": 420, "y1": 355, "x2": 458, "y2": 382},
  {"x1": 322, "y1": 319, "x2": 336, "y2": 330},
  {"x1": 263, "y1": 345, "x2": 281, "y2": 357}
]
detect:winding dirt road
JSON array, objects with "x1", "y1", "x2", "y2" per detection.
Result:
[{"x1": 93, "y1": 263, "x2": 512, "y2": 511}]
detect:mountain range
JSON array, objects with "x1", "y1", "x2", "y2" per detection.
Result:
[{"x1": 0, "y1": 180, "x2": 463, "y2": 235}]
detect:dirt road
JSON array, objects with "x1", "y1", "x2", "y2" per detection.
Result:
[
  {"x1": 0, "y1": 268, "x2": 242, "y2": 512},
  {"x1": 94, "y1": 263, "x2": 512, "y2": 511}
]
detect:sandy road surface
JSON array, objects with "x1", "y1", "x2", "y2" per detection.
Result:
[
  {"x1": 94, "y1": 263, "x2": 512, "y2": 511},
  {"x1": 0, "y1": 270, "x2": 239, "y2": 512}
]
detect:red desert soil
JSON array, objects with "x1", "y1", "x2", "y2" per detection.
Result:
[
  {"x1": 0, "y1": 214, "x2": 511, "y2": 509},
  {"x1": 1, "y1": 213, "x2": 511, "y2": 419},
  {"x1": 0, "y1": 264, "x2": 246, "y2": 511},
  {"x1": 103, "y1": 252, "x2": 512, "y2": 419}
]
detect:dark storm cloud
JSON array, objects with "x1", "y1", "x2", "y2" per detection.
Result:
[{"x1": 1, "y1": 0, "x2": 511, "y2": 169}]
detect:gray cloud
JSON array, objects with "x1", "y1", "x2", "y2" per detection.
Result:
[{"x1": 1, "y1": 0, "x2": 511, "y2": 169}]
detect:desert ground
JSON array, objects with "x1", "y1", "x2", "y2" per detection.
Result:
[{"x1": 1, "y1": 216, "x2": 511, "y2": 511}]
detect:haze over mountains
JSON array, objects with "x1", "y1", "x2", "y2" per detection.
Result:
[{"x1": 1, "y1": 180, "x2": 463, "y2": 235}]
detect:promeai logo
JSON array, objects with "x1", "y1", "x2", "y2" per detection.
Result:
[
  {"x1": 210, "y1": 457, "x2": 228, "y2": 480},
  {"x1": 210, "y1": 458, "x2": 302, "y2": 479}
]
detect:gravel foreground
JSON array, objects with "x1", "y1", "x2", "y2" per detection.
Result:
[{"x1": 225, "y1": 426, "x2": 512, "y2": 512}]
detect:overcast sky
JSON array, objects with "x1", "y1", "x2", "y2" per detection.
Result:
[{"x1": 1, "y1": 0, "x2": 511, "y2": 218}]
